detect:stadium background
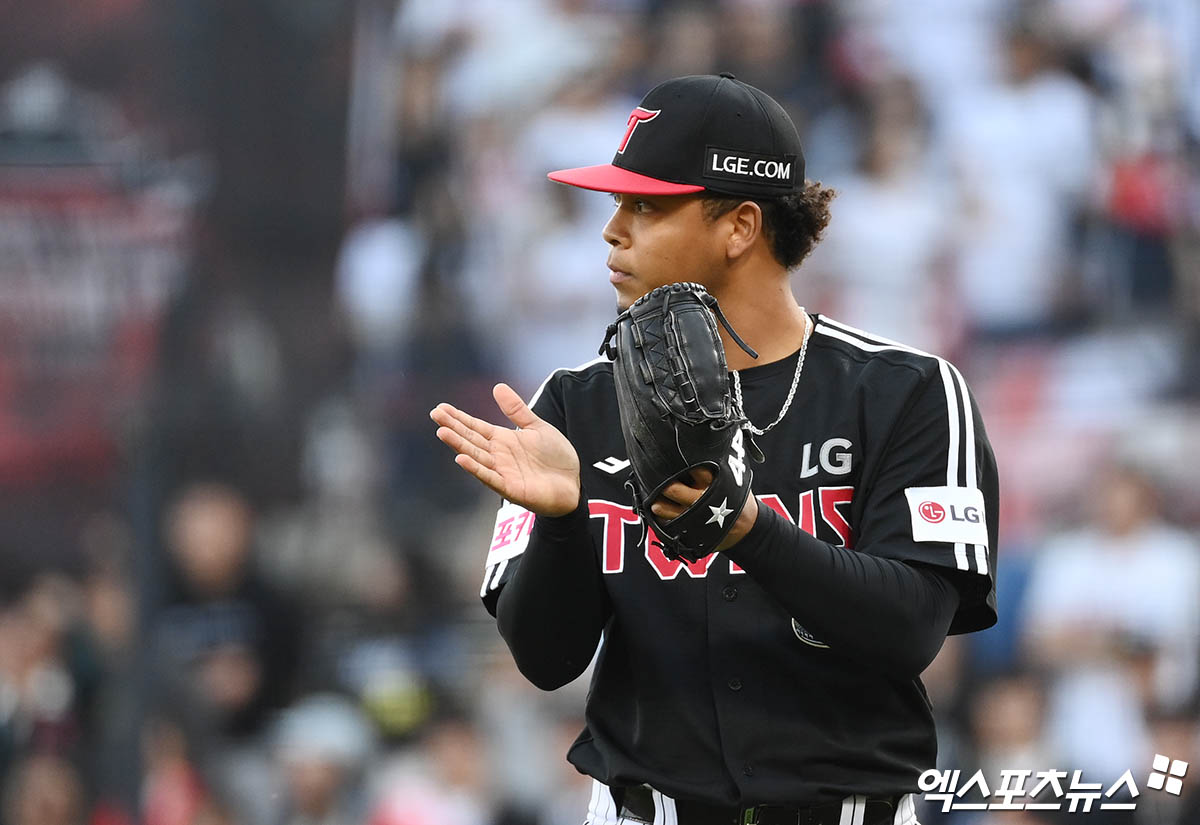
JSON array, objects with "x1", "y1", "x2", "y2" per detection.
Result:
[{"x1": 0, "y1": 0, "x2": 1198, "y2": 823}]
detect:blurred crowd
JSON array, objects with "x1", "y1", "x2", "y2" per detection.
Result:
[{"x1": 1, "y1": 0, "x2": 1199, "y2": 824}]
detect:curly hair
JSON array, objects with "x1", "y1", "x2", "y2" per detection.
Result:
[{"x1": 701, "y1": 181, "x2": 836, "y2": 270}]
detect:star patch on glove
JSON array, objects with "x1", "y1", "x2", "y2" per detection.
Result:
[{"x1": 599, "y1": 282, "x2": 763, "y2": 562}]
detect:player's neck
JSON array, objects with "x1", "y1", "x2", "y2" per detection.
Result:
[{"x1": 716, "y1": 276, "x2": 809, "y2": 372}]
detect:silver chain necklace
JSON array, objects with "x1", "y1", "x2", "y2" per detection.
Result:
[{"x1": 731, "y1": 310, "x2": 812, "y2": 436}]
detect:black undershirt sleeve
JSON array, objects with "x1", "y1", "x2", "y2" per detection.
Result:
[
  {"x1": 495, "y1": 493, "x2": 611, "y2": 691},
  {"x1": 723, "y1": 499, "x2": 960, "y2": 679}
]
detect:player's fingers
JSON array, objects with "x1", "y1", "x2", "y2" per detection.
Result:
[
  {"x1": 432, "y1": 407, "x2": 492, "y2": 453},
  {"x1": 688, "y1": 467, "x2": 715, "y2": 488},
  {"x1": 659, "y1": 482, "x2": 698, "y2": 506},
  {"x1": 453, "y1": 453, "x2": 507, "y2": 496},
  {"x1": 430, "y1": 403, "x2": 465, "y2": 427},
  {"x1": 651, "y1": 500, "x2": 685, "y2": 520},
  {"x1": 435, "y1": 426, "x2": 496, "y2": 470},
  {"x1": 437, "y1": 403, "x2": 498, "y2": 442},
  {"x1": 494, "y1": 383, "x2": 539, "y2": 429}
]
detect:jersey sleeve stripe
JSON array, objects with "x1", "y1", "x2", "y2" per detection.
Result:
[
  {"x1": 938, "y1": 359, "x2": 961, "y2": 488},
  {"x1": 940, "y1": 361, "x2": 971, "y2": 572},
  {"x1": 953, "y1": 544, "x2": 970, "y2": 571},
  {"x1": 479, "y1": 558, "x2": 507, "y2": 597},
  {"x1": 950, "y1": 364, "x2": 975, "y2": 485},
  {"x1": 974, "y1": 544, "x2": 989, "y2": 575},
  {"x1": 949, "y1": 362, "x2": 989, "y2": 575},
  {"x1": 817, "y1": 319, "x2": 975, "y2": 572}
]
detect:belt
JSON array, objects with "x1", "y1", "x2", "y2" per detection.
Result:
[{"x1": 612, "y1": 784, "x2": 899, "y2": 825}]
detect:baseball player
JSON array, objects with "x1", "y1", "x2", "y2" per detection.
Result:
[{"x1": 431, "y1": 74, "x2": 998, "y2": 825}]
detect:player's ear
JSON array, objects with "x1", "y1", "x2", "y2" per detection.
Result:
[{"x1": 724, "y1": 201, "x2": 763, "y2": 261}]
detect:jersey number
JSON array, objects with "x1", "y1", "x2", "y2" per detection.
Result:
[{"x1": 728, "y1": 429, "x2": 746, "y2": 485}]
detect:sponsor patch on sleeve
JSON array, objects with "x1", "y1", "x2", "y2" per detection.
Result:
[
  {"x1": 484, "y1": 500, "x2": 537, "y2": 568},
  {"x1": 903, "y1": 486, "x2": 989, "y2": 547}
]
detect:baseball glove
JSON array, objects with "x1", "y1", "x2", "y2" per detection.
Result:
[{"x1": 599, "y1": 282, "x2": 763, "y2": 562}]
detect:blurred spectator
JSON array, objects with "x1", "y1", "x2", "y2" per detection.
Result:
[
  {"x1": 537, "y1": 715, "x2": 594, "y2": 825},
  {"x1": 271, "y1": 694, "x2": 375, "y2": 825},
  {"x1": 502, "y1": 182, "x2": 618, "y2": 394},
  {"x1": 967, "y1": 669, "x2": 1051, "y2": 779},
  {"x1": 481, "y1": 70, "x2": 634, "y2": 392},
  {"x1": 335, "y1": 221, "x2": 426, "y2": 363},
  {"x1": 1022, "y1": 466, "x2": 1200, "y2": 777},
  {"x1": 256, "y1": 402, "x2": 447, "y2": 743},
  {"x1": 141, "y1": 715, "x2": 211, "y2": 825},
  {"x1": 2, "y1": 753, "x2": 85, "y2": 825},
  {"x1": 802, "y1": 74, "x2": 957, "y2": 354},
  {"x1": 476, "y1": 654, "x2": 571, "y2": 823},
  {"x1": 840, "y1": 0, "x2": 1009, "y2": 112},
  {"x1": 644, "y1": 3, "x2": 719, "y2": 80},
  {"x1": 149, "y1": 482, "x2": 302, "y2": 739},
  {"x1": 1141, "y1": 707, "x2": 1200, "y2": 825},
  {"x1": 368, "y1": 710, "x2": 490, "y2": 825},
  {"x1": 1084, "y1": 11, "x2": 1192, "y2": 317},
  {"x1": 0, "y1": 576, "x2": 104, "y2": 785},
  {"x1": 939, "y1": 15, "x2": 1096, "y2": 340}
]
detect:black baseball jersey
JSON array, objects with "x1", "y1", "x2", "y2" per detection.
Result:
[{"x1": 480, "y1": 314, "x2": 998, "y2": 805}]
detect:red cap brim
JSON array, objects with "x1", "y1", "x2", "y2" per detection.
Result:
[{"x1": 547, "y1": 164, "x2": 705, "y2": 196}]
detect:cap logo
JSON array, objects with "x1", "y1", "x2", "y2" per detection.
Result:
[
  {"x1": 617, "y1": 107, "x2": 660, "y2": 154},
  {"x1": 703, "y1": 147, "x2": 797, "y2": 188}
]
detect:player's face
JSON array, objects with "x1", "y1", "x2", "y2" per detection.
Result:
[{"x1": 602, "y1": 193, "x2": 726, "y2": 311}]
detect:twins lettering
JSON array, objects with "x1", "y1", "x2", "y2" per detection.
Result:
[{"x1": 591, "y1": 488, "x2": 854, "y2": 581}]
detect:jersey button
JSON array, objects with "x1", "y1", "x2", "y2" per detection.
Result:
[
  {"x1": 728, "y1": 678, "x2": 742, "y2": 691},
  {"x1": 743, "y1": 763, "x2": 755, "y2": 776},
  {"x1": 722, "y1": 586, "x2": 737, "y2": 601}
]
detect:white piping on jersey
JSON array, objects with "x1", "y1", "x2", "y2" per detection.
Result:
[
  {"x1": 814, "y1": 317, "x2": 987, "y2": 575},
  {"x1": 937, "y1": 359, "x2": 969, "y2": 572},
  {"x1": 893, "y1": 793, "x2": 920, "y2": 825},
  {"x1": 479, "y1": 557, "x2": 507, "y2": 598},
  {"x1": 586, "y1": 778, "x2": 618, "y2": 824},
  {"x1": 653, "y1": 787, "x2": 680, "y2": 825},
  {"x1": 839, "y1": 793, "x2": 868, "y2": 825},
  {"x1": 587, "y1": 780, "x2": 601, "y2": 824},
  {"x1": 528, "y1": 353, "x2": 610, "y2": 409},
  {"x1": 949, "y1": 364, "x2": 988, "y2": 575},
  {"x1": 838, "y1": 794, "x2": 854, "y2": 825}
]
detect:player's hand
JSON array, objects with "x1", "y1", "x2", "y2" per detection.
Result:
[
  {"x1": 651, "y1": 467, "x2": 758, "y2": 552},
  {"x1": 431, "y1": 384, "x2": 582, "y2": 517}
]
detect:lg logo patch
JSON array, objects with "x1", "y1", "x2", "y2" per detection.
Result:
[
  {"x1": 919, "y1": 502, "x2": 946, "y2": 523},
  {"x1": 905, "y1": 486, "x2": 990, "y2": 548},
  {"x1": 920, "y1": 501, "x2": 981, "y2": 525}
]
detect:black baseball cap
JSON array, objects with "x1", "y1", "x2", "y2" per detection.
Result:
[{"x1": 548, "y1": 73, "x2": 805, "y2": 199}]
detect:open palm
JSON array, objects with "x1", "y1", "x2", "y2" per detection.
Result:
[{"x1": 430, "y1": 383, "x2": 581, "y2": 517}]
